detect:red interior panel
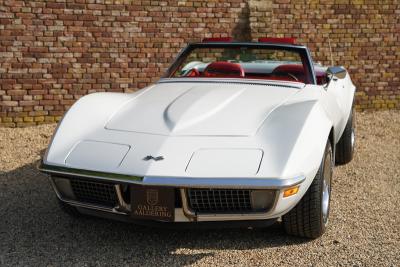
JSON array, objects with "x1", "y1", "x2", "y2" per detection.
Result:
[
  {"x1": 258, "y1": 37, "x2": 296, "y2": 44},
  {"x1": 272, "y1": 64, "x2": 306, "y2": 83},
  {"x1": 202, "y1": 37, "x2": 233, "y2": 42},
  {"x1": 315, "y1": 69, "x2": 328, "y2": 85},
  {"x1": 203, "y1": 62, "x2": 245, "y2": 78},
  {"x1": 186, "y1": 68, "x2": 200, "y2": 77}
]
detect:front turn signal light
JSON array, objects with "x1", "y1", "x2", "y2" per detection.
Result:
[{"x1": 283, "y1": 186, "x2": 300, "y2": 198}]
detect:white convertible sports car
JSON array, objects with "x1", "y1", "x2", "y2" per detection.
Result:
[{"x1": 40, "y1": 37, "x2": 356, "y2": 238}]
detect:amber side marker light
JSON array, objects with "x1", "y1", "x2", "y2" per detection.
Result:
[{"x1": 283, "y1": 186, "x2": 300, "y2": 198}]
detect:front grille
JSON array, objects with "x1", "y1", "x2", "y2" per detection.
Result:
[
  {"x1": 70, "y1": 179, "x2": 118, "y2": 207},
  {"x1": 175, "y1": 189, "x2": 182, "y2": 208},
  {"x1": 187, "y1": 189, "x2": 252, "y2": 213}
]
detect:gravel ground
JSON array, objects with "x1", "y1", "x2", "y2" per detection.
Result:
[{"x1": 0, "y1": 110, "x2": 399, "y2": 267}]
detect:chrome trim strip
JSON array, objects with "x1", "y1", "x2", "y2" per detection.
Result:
[
  {"x1": 142, "y1": 176, "x2": 305, "y2": 189},
  {"x1": 180, "y1": 189, "x2": 196, "y2": 221},
  {"x1": 39, "y1": 163, "x2": 142, "y2": 184},
  {"x1": 114, "y1": 184, "x2": 131, "y2": 212},
  {"x1": 40, "y1": 163, "x2": 305, "y2": 189},
  {"x1": 158, "y1": 78, "x2": 305, "y2": 89},
  {"x1": 49, "y1": 177, "x2": 128, "y2": 215},
  {"x1": 179, "y1": 188, "x2": 280, "y2": 222}
]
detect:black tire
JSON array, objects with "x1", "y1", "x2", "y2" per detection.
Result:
[
  {"x1": 335, "y1": 107, "x2": 355, "y2": 165},
  {"x1": 58, "y1": 199, "x2": 81, "y2": 217},
  {"x1": 283, "y1": 141, "x2": 333, "y2": 239}
]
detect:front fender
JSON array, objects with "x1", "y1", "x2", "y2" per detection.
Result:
[
  {"x1": 258, "y1": 100, "x2": 332, "y2": 179},
  {"x1": 256, "y1": 100, "x2": 332, "y2": 213},
  {"x1": 43, "y1": 92, "x2": 135, "y2": 166}
]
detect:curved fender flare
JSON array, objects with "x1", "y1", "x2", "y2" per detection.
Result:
[{"x1": 43, "y1": 92, "x2": 135, "y2": 166}]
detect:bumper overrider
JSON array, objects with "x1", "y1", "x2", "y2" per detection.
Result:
[{"x1": 39, "y1": 163, "x2": 305, "y2": 224}]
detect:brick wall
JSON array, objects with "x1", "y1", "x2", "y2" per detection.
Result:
[{"x1": 0, "y1": 0, "x2": 399, "y2": 127}]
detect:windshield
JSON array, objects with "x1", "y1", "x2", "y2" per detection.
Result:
[{"x1": 166, "y1": 44, "x2": 313, "y2": 84}]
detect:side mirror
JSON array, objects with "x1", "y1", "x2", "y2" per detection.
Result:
[{"x1": 326, "y1": 66, "x2": 347, "y2": 81}]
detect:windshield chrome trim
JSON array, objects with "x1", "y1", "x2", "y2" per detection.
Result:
[
  {"x1": 158, "y1": 78, "x2": 305, "y2": 89},
  {"x1": 163, "y1": 42, "x2": 316, "y2": 85}
]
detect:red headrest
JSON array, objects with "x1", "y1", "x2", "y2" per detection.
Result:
[
  {"x1": 202, "y1": 37, "x2": 233, "y2": 42},
  {"x1": 203, "y1": 62, "x2": 245, "y2": 78},
  {"x1": 258, "y1": 37, "x2": 296, "y2": 44}
]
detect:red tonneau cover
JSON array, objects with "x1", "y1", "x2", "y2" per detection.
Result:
[
  {"x1": 202, "y1": 37, "x2": 233, "y2": 42},
  {"x1": 258, "y1": 37, "x2": 296, "y2": 44}
]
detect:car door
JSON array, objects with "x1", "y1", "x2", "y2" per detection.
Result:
[{"x1": 323, "y1": 69, "x2": 355, "y2": 141}]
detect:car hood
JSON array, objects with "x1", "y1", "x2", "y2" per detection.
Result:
[{"x1": 105, "y1": 80, "x2": 300, "y2": 136}]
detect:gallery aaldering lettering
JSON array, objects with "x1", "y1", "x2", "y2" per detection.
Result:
[
  {"x1": 131, "y1": 186, "x2": 175, "y2": 221},
  {"x1": 134, "y1": 204, "x2": 172, "y2": 218}
]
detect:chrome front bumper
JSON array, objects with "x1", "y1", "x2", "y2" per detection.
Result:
[
  {"x1": 40, "y1": 163, "x2": 305, "y2": 222},
  {"x1": 39, "y1": 163, "x2": 305, "y2": 189}
]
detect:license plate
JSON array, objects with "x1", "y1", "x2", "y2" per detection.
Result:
[{"x1": 130, "y1": 185, "x2": 175, "y2": 222}]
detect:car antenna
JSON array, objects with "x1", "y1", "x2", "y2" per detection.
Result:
[{"x1": 328, "y1": 35, "x2": 334, "y2": 66}]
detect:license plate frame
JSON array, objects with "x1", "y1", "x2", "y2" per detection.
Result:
[{"x1": 130, "y1": 185, "x2": 175, "y2": 222}]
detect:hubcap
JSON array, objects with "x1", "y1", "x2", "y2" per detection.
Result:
[
  {"x1": 351, "y1": 110, "x2": 355, "y2": 151},
  {"x1": 322, "y1": 151, "x2": 332, "y2": 224},
  {"x1": 351, "y1": 128, "x2": 355, "y2": 151}
]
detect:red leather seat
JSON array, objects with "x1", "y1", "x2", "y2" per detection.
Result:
[
  {"x1": 203, "y1": 62, "x2": 245, "y2": 78},
  {"x1": 272, "y1": 64, "x2": 306, "y2": 83}
]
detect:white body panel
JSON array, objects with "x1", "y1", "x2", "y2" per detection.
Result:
[
  {"x1": 105, "y1": 81, "x2": 299, "y2": 136},
  {"x1": 43, "y1": 74, "x2": 356, "y2": 221}
]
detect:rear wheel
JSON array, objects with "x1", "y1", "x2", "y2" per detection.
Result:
[
  {"x1": 282, "y1": 141, "x2": 333, "y2": 239},
  {"x1": 335, "y1": 107, "x2": 355, "y2": 165}
]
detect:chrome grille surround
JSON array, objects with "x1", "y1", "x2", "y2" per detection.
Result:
[
  {"x1": 187, "y1": 188, "x2": 254, "y2": 213},
  {"x1": 70, "y1": 179, "x2": 118, "y2": 207}
]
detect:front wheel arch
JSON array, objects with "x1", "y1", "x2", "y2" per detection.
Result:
[
  {"x1": 282, "y1": 140, "x2": 333, "y2": 239},
  {"x1": 335, "y1": 106, "x2": 355, "y2": 165},
  {"x1": 328, "y1": 126, "x2": 336, "y2": 165}
]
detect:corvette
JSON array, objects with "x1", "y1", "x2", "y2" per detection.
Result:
[{"x1": 39, "y1": 37, "x2": 356, "y2": 238}]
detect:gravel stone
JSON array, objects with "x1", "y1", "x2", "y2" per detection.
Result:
[{"x1": 0, "y1": 110, "x2": 399, "y2": 266}]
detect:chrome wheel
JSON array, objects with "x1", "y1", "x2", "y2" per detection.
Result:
[
  {"x1": 351, "y1": 108, "x2": 355, "y2": 151},
  {"x1": 322, "y1": 149, "x2": 332, "y2": 224}
]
